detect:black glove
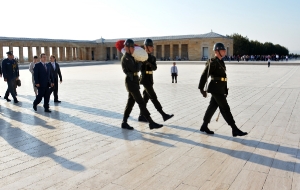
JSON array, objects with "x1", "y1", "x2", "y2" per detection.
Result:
[{"x1": 200, "y1": 89, "x2": 207, "y2": 98}]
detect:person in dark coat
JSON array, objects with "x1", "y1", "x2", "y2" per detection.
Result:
[
  {"x1": 48, "y1": 55, "x2": 62, "y2": 103},
  {"x1": 138, "y1": 38, "x2": 174, "y2": 122},
  {"x1": 198, "y1": 43, "x2": 248, "y2": 137},
  {"x1": 121, "y1": 39, "x2": 163, "y2": 130},
  {"x1": 2, "y1": 51, "x2": 19, "y2": 103},
  {"x1": 33, "y1": 53, "x2": 54, "y2": 112}
]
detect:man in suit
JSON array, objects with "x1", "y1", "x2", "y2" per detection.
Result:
[
  {"x1": 33, "y1": 53, "x2": 54, "y2": 112},
  {"x1": 48, "y1": 55, "x2": 62, "y2": 103},
  {"x1": 2, "y1": 51, "x2": 19, "y2": 103}
]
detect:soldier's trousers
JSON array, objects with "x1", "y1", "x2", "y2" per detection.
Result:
[
  {"x1": 203, "y1": 93, "x2": 235, "y2": 125},
  {"x1": 142, "y1": 84, "x2": 163, "y2": 112},
  {"x1": 124, "y1": 90, "x2": 150, "y2": 120},
  {"x1": 4, "y1": 78, "x2": 17, "y2": 100}
]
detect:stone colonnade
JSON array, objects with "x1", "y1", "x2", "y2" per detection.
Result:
[{"x1": 0, "y1": 39, "x2": 98, "y2": 63}]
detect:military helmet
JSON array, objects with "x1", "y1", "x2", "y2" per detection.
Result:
[
  {"x1": 213, "y1": 43, "x2": 226, "y2": 51},
  {"x1": 144, "y1": 39, "x2": 153, "y2": 47},
  {"x1": 124, "y1": 39, "x2": 135, "y2": 47}
]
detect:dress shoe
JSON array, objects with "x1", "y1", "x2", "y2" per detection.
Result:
[
  {"x1": 162, "y1": 113, "x2": 174, "y2": 121},
  {"x1": 231, "y1": 124, "x2": 248, "y2": 137},
  {"x1": 14, "y1": 100, "x2": 19, "y2": 103},
  {"x1": 200, "y1": 122, "x2": 214, "y2": 134},
  {"x1": 33, "y1": 104, "x2": 37, "y2": 111},
  {"x1": 149, "y1": 122, "x2": 163, "y2": 130},
  {"x1": 121, "y1": 122, "x2": 134, "y2": 130},
  {"x1": 4, "y1": 97, "x2": 11, "y2": 102},
  {"x1": 138, "y1": 115, "x2": 148, "y2": 122},
  {"x1": 44, "y1": 109, "x2": 52, "y2": 113},
  {"x1": 54, "y1": 100, "x2": 61, "y2": 103}
]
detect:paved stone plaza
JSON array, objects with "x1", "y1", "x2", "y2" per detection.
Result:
[{"x1": 1, "y1": 62, "x2": 300, "y2": 189}]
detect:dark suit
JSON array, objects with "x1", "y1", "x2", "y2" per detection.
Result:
[
  {"x1": 33, "y1": 62, "x2": 53, "y2": 109},
  {"x1": 48, "y1": 62, "x2": 62, "y2": 101}
]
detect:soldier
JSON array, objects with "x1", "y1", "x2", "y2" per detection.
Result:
[
  {"x1": 138, "y1": 39, "x2": 174, "y2": 122},
  {"x1": 198, "y1": 43, "x2": 248, "y2": 137},
  {"x1": 121, "y1": 39, "x2": 163, "y2": 130},
  {"x1": 2, "y1": 51, "x2": 19, "y2": 103}
]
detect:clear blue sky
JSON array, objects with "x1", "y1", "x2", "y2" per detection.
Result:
[{"x1": 1, "y1": 0, "x2": 300, "y2": 53}]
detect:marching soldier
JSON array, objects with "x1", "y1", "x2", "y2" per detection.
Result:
[
  {"x1": 198, "y1": 43, "x2": 248, "y2": 137},
  {"x1": 121, "y1": 39, "x2": 163, "y2": 130},
  {"x1": 138, "y1": 39, "x2": 174, "y2": 122},
  {"x1": 2, "y1": 51, "x2": 19, "y2": 103}
]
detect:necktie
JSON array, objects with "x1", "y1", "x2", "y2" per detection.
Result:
[{"x1": 44, "y1": 64, "x2": 47, "y2": 71}]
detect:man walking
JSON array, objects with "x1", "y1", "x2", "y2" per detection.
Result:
[
  {"x1": 171, "y1": 62, "x2": 178, "y2": 83},
  {"x1": 33, "y1": 53, "x2": 54, "y2": 112},
  {"x1": 138, "y1": 39, "x2": 174, "y2": 122},
  {"x1": 48, "y1": 55, "x2": 62, "y2": 103},
  {"x1": 2, "y1": 51, "x2": 19, "y2": 103},
  {"x1": 198, "y1": 43, "x2": 248, "y2": 137},
  {"x1": 121, "y1": 39, "x2": 163, "y2": 130}
]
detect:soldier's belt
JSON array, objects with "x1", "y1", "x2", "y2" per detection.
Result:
[
  {"x1": 133, "y1": 72, "x2": 138, "y2": 76},
  {"x1": 145, "y1": 71, "x2": 153, "y2": 74},
  {"x1": 211, "y1": 77, "x2": 227, "y2": 81}
]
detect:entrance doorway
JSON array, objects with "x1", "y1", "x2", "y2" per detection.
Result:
[{"x1": 202, "y1": 47, "x2": 208, "y2": 60}]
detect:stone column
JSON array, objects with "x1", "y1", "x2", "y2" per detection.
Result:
[
  {"x1": 0, "y1": 45, "x2": 3, "y2": 59},
  {"x1": 153, "y1": 45, "x2": 157, "y2": 58},
  {"x1": 65, "y1": 47, "x2": 70, "y2": 61},
  {"x1": 44, "y1": 46, "x2": 50, "y2": 57},
  {"x1": 80, "y1": 47, "x2": 86, "y2": 60},
  {"x1": 68, "y1": 47, "x2": 72, "y2": 61},
  {"x1": 170, "y1": 44, "x2": 173, "y2": 60},
  {"x1": 179, "y1": 44, "x2": 182, "y2": 59},
  {"x1": 9, "y1": 44, "x2": 13, "y2": 52},
  {"x1": 73, "y1": 47, "x2": 76, "y2": 60},
  {"x1": 52, "y1": 47, "x2": 58, "y2": 58},
  {"x1": 28, "y1": 46, "x2": 33, "y2": 62},
  {"x1": 60, "y1": 47, "x2": 65, "y2": 61},
  {"x1": 19, "y1": 46, "x2": 24, "y2": 63},
  {"x1": 86, "y1": 47, "x2": 90, "y2": 60},
  {"x1": 76, "y1": 47, "x2": 80, "y2": 60},
  {"x1": 36, "y1": 46, "x2": 41, "y2": 57}
]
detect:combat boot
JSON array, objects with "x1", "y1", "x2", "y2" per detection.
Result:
[
  {"x1": 121, "y1": 122, "x2": 134, "y2": 130},
  {"x1": 149, "y1": 122, "x2": 163, "y2": 130},
  {"x1": 162, "y1": 113, "x2": 174, "y2": 121},
  {"x1": 200, "y1": 122, "x2": 214, "y2": 134},
  {"x1": 159, "y1": 110, "x2": 174, "y2": 121},
  {"x1": 138, "y1": 115, "x2": 148, "y2": 122},
  {"x1": 145, "y1": 116, "x2": 163, "y2": 130},
  {"x1": 231, "y1": 124, "x2": 247, "y2": 137}
]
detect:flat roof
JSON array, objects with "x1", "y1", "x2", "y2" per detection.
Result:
[
  {"x1": 0, "y1": 36, "x2": 97, "y2": 43},
  {"x1": 97, "y1": 32, "x2": 231, "y2": 43}
]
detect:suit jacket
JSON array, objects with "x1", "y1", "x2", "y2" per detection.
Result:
[
  {"x1": 34, "y1": 62, "x2": 53, "y2": 88},
  {"x1": 48, "y1": 62, "x2": 62, "y2": 81}
]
